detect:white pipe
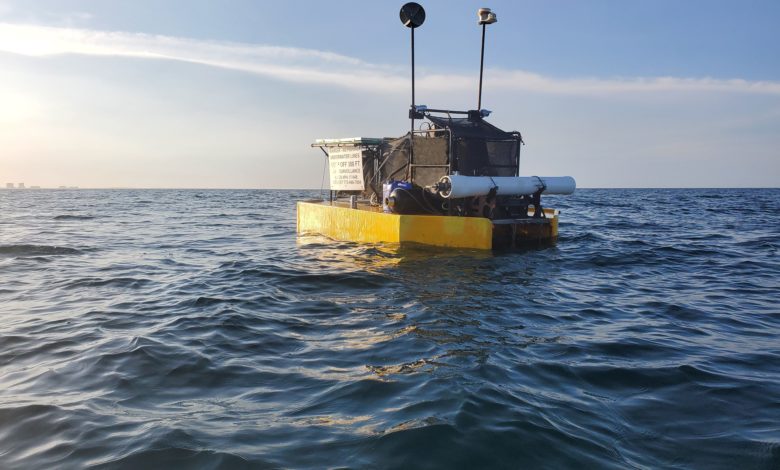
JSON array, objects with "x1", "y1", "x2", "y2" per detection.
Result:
[{"x1": 437, "y1": 175, "x2": 576, "y2": 198}]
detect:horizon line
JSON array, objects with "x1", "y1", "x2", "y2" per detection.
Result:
[{"x1": 3, "y1": 186, "x2": 778, "y2": 191}]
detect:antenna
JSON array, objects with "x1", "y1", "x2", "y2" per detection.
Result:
[
  {"x1": 400, "y1": 2, "x2": 426, "y2": 181},
  {"x1": 477, "y1": 8, "x2": 497, "y2": 112},
  {"x1": 400, "y1": 3, "x2": 426, "y2": 123}
]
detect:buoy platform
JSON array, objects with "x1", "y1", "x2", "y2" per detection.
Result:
[{"x1": 297, "y1": 201, "x2": 558, "y2": 250}]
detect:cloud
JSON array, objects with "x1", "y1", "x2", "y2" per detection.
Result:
[
  {"x1": 1, "y1": 22, "x2": 780, "y2": 96},
  {"x1": 58, "y1": 11, "x2": 94, "y2": 27}
]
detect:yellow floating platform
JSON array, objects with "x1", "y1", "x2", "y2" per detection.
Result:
[{"x1": 297, "y1": 201, "x2": 558, "y2": 250}]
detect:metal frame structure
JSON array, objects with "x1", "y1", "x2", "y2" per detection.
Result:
[
  {"x1": 420, "y1": 108, "x2": 523, "y2": 178},
  {"x1": 312, "y1": 108, "x2": 523, "y2": 205}
]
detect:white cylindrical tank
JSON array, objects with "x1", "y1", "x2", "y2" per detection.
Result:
[{"x1": 437, "y1": 175, "x2": 576, "y2": 198}]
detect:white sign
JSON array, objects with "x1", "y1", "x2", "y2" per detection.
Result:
[{"x1": 328, "y1": 148, "x2": 364, "y2": 191}]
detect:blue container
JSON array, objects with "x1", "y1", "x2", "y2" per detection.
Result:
[{"x1": 382, "y1": 181, "x2": 413, "y2": 213}]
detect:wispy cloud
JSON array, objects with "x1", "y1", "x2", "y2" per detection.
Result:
[{"x1": 2, "y1": 23, "x2": 780, "y2": 96}]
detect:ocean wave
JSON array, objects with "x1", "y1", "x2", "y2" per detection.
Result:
[
  {"x1": 0, "y1": 188, "x2": 778, "y2": 469},
  {"x1": 53, "y1": 214, "x2": 96, "y2": 220},
  {"x1": 0, "y1": 244, "x2": 82, "y2": 257}
]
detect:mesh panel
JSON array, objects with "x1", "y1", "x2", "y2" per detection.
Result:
[
  {"x1": 427, "y1": 115, "x2": 519, "y2": 177},
  {"x1": 378, "y1": 136, "x2": 410, "y2": 182},
  {"x1": 337, "y1": 115, "x2": 519, "y2": 198},
  {"x1": 486, "y1": 140, "x2": 518, "y2": 176},
  {"x1": 410, "y1": 136, "x2": 448, "y2": 187}
]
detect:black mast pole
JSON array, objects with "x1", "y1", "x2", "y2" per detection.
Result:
[
  {"x1": 476, "y1": 8, "x2": 496, "y2": 112},
  {"x1": 478, "y1": 23, "x2": 486, "y2": 110},
  {"x1": 411, "y1": 26, "x2": 416, "y2": 135},
  {"x1": 407, "y1": 23, "x2": 415, "y2": 181},
  {"x1": 400, "y1": 3, "x2": 425, "y2": 181}
]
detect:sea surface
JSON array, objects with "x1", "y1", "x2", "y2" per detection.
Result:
[{"x1": 0, "y1": 188, "x2": 778, "y2": 469}]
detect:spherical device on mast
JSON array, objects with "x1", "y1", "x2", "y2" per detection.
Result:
[{"x1": 400, "y1": 2, "x2": 426, "y2": 28}]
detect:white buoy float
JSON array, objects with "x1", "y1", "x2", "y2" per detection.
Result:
[{"x1": 433, "y1": 175, "x2": 576, "y2": 199}]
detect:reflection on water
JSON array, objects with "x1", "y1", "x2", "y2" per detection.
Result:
[{"x1": 0, "y1": 188, "x2": 778, "y2": 469}]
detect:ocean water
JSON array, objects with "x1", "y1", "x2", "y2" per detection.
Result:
[{"x1": 0, "y1": 188, "x2": 778, "y2": 469}]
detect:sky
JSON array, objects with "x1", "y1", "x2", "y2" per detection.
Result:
[{"x1": 1, "y1": 0, "x2": 779, "y2": 189}]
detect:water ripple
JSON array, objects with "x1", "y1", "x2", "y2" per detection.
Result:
[
  {"x1": 0, "y1": 188, "x2": 778, "y2": 468},
  {"x1": 0, "y1": 244, "x2": 83, "y2": 257}
]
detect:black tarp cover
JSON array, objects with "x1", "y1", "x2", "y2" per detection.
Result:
[
  {"x1": 426, "y1": 115, "x2": 520, "y2": 178},
  {"x1": 425, "y1": 115, "x2": 514, "y2": 140},
  {"x1": 357, "y1": 116, "x2": 520, "y2": 199}
]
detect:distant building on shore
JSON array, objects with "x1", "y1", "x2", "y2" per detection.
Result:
[
  {"x1": 18, "y1": 183, "x2": 25, "y2": 189},
  {"x1": 5, "y1": 183, "x2": 13, "y2": 189}
]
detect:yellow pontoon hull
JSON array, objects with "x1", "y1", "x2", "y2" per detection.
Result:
[{"x1": 297, "y1": 201, "x2": 558, "y2": 250}]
